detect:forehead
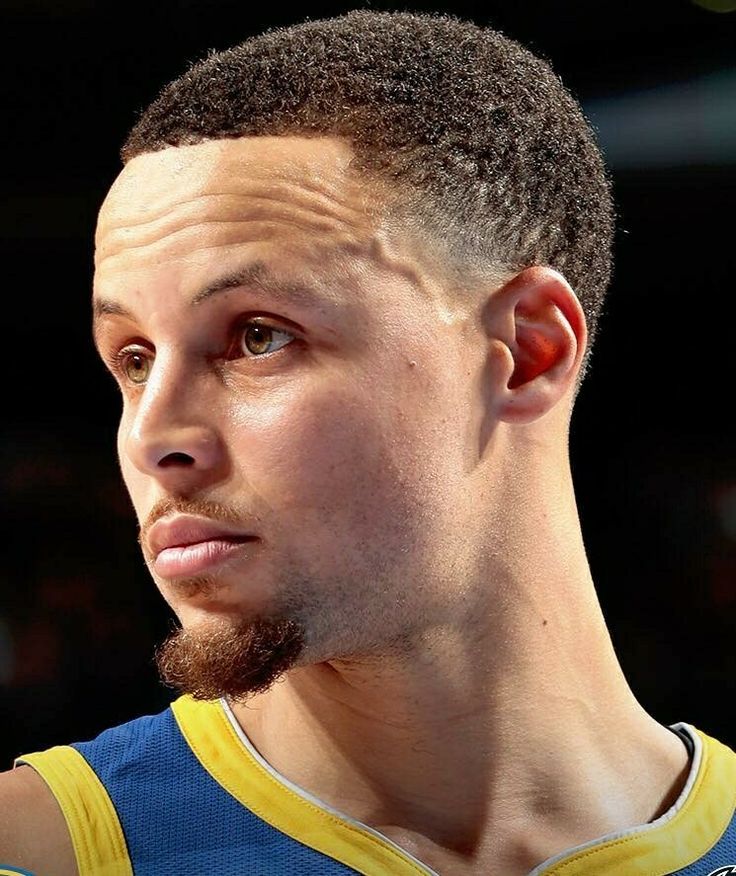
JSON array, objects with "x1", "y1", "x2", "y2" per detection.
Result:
[
  {"x1": 95, "y1": 135, "x2": 379, "y2": 268},
  {"x1": 92, "y1": 135, "x2": 459, "y2": 329}
]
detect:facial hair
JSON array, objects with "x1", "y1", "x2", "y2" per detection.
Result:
[{"x1": 154, "y1": 614, "x2": 306, "y2": 702}]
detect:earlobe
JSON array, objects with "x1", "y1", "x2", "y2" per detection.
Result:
[{"x1": 489, "y1": 267, "x2": 587, "y2": 424}]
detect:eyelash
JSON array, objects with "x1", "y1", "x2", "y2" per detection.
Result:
[{"x1": 107, "y1": 317, "x2": 297, "y2": 384}]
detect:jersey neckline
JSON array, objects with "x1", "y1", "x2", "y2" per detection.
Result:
[{"x1": 170, "y1": 695, "x2": 736, "y2": 876}]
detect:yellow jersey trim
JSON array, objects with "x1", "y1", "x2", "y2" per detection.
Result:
[
  {"x1": 14, "y1": 746, "x2": 133, "y2": 876},
  {"x1": 171, "y1": 694, "x2": 433, "y2": 876},
  {"x1": 539, "y1": 727, "x2": 736, "y2": 875}
]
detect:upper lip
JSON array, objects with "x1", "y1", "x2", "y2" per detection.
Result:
[{"x1": 147, "y1": 514, "x2": 256, "y2": 559}]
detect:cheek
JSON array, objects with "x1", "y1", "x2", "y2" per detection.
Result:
[
  {"x1": 232, "y1": 384, "x2": 385, "y2": 503},
  {"x1": 231, "y1": 378, "x2": 449, "y2": 547}
]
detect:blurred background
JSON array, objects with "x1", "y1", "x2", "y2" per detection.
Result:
[{"x1": 1, "y1": 0, "x2": 734, "y2": 764}]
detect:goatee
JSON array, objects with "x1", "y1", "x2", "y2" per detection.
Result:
[{"x1": 154, "y1": 615, "x2": 306, "y2": 702}]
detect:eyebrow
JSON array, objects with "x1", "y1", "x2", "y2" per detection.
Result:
[{"x1": 92, "y1": 261, "x2": 327, "y2": 348}]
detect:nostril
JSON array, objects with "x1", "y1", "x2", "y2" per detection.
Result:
[{"x1": 159, "y1": 452, "x2": 195, "y2": 467}]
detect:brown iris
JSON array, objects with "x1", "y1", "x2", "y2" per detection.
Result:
[
  {"x1": 242, "y1": 323, "x2": 274, "y2": 356},
  {"x1": 124, "y1": 352, "x2": 151, "y2": 384}
]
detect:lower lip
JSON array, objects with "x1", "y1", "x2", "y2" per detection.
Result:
[{"x1": 153, "y1": 538, "x2": 257, "y2": 578}]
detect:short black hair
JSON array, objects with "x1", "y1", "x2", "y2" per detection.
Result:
[{"x1": 123, "y1": 9, "x2": 614, "y2": 387}]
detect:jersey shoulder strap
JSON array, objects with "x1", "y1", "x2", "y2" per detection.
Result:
[{"x1": 14, "y1": 744, "x2": 132, "y2": 876}]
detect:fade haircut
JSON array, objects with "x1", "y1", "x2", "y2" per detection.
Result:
[{"x1": 122, "y1": 10, "x2": 615, "y2": 387}]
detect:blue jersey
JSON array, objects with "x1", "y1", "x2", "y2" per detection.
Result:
[{"x1": 10, "y1": 695, "x2": 736, "y2": 875}]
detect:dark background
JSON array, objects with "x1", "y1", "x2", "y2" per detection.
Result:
[{"x1": 2, "y1": 0, "x2": 735, "y2": 765}]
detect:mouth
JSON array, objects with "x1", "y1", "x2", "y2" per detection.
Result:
[{"x1": 153, "y1": 535, "x2": 259, "y2": 578}]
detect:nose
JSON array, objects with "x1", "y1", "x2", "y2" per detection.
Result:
[{"x1": 122, "y1": 357, "x2": 229, "y2": 490}]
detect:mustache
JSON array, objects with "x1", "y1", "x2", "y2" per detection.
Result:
[{"x1": 137, "y1": 496, "x2": 256, "y2": 551}]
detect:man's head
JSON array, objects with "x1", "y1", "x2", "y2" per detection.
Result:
[
  {"x1": 122, "y1": 9, "x2": 613, "y2": 385},
  {"x1": 92, "y1": 11, "x2": 613, "y2": 702}
]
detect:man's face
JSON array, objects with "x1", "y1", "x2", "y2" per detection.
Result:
[{"x1": 92, "y1": 136, "x2": 485, "y2": 699}]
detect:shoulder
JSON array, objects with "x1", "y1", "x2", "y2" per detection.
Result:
[{"x1": 0, "y1": 764, "x2": 78, "y2": 876}]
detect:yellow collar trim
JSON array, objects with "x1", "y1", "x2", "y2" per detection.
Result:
[
  {"x1": 171, "y1": 696, "x2": 736, "y2": 876},
  {"x1": 170, "y1": 694, "x2": 436, "y2": 876},
  {"x1": 537, "y1": 727, "x2": 736, "y2": 875}
]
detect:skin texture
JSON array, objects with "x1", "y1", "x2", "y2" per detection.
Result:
[{"x1": 0, "y1": 135, "x2": 691, "y2": 876}]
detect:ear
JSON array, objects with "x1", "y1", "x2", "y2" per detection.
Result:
[{"x1": 484, "y1": 266, "x2": 587, "y2": 424}]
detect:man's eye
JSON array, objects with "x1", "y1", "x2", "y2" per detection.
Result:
[
  {"x1": 112, "y1": 348, "x2": 151, "y2": 385},
  {"x1": 240, "y1": 320, "x2": 295, "y2": 357},
  {"x1": 108, "y1": 320, "x2": 295, "y2": 387}
]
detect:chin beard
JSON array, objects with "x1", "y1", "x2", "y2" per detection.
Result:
[{"x1": 154, "y1": 614, "x2": 306, "y2": 702}]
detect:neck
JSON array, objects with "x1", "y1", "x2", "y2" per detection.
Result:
[{"x1": 227, "y1": 453, "x2": 691, "y2": 874}]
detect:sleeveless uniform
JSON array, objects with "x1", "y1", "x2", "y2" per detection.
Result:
[{"x1": 9, "y1": 695, "x2": 736, "y2": 875}]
